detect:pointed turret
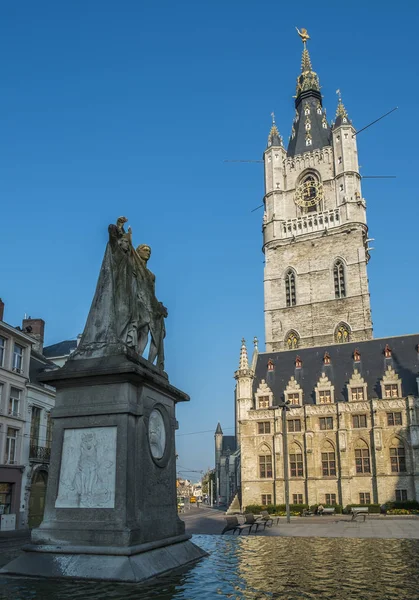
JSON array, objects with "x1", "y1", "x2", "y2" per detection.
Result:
[
  {"x1": 215, "y1": 423, "x2": 223, "y2": 470},
  {"x1": 267, "y1": 112, "x2": 283, "y2": 148},
  {"x1": 234, "y1": 338, "x2": 254, "y2": 445},
  {"x1": 238, "y1": 338, "x2": 249, "y2": 370},
  {"x1": 287, "y1": 28, "x2": 331, "y2": 157},
  {"x1": 333, "y1": 90, "x2": 352, "y2": 128}
]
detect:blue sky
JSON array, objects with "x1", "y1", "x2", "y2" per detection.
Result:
[{"x1": 1, "y1": 1, "x2": 418, "y2": 480}]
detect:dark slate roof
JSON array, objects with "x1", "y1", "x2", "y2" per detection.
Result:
[
  {"x1": 43, "y1": 339, "x2": 78, "y2": 358},
  {"x1": 253, "y1": 335, "x2": 419, "y2": 405},
  {"x1": 215, "y1": 422, "x2": 223, "y2": 434},
  {"x1": 29, "y1": 351, "x2": 57, "y2": 386},
  {"x1": 222, "y1": 436, "x2": 237, "y2": 454},
  {"x1": 287, "y1": 95, "x2": 332, "y2": 157}
]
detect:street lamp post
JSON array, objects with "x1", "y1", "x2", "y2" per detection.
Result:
[{"x1": 270, "y1": 401, "x2": 291, "y2": 524}]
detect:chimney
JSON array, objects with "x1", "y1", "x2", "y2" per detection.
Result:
[
  {"x1": 22, "y1": 318, "x2": 45, "y2": 354},
  {"x1": 0, "y1": 298, "x2": 4, "y2": 321}
]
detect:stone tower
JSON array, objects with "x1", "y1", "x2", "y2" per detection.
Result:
[{"x1": 263, "y1": 30, "x2": 373, "y2": 352}]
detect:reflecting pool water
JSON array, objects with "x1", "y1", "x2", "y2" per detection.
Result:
[{"x1": 1, "y1": 535, "x2": 419, "y2": 599}]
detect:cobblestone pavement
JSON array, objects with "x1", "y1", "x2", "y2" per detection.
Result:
[{"x1": 180, "y1": 505, "x2": 419, "y2": 539}]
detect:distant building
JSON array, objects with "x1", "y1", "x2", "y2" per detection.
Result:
[
  {"x1": 0, "y1": 300, "x2": 56, "y2": 529},
  {"x1": 43, "y1": 337, "x2": 79, "y2": 367},
  {"x1": 216, "y1": 31, "x2": 419, "y2": 512}
]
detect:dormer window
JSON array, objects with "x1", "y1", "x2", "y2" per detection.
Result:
[
  {"x1": 347, "y1": 369, "x2": 368, "y2": 402},
  {"x1": 315, "y1": 372, "x2": 335, "y2": 404},
  {"x1": 258, "y1": 395, "x2": 270, "y2": 408},
  {"x1": 322, "y1": 121, "x2": 327, "y2": 129},
  {"x1": 317, "y1": 107, "x2": 322, "y2": 115},
  {"x1": 353, "y1": 349, "x2": 361, "y2": 362},
  {"x1": 304, "y1": 106, "x2": 310, "y2": 116},
  {"x1": 384, "y1": 344, "x2": 392, "y2": 358},
  {"x1": 323, "y1": 352, "x2": 331, "y2": 365},
  {"x1": 255, "y1": 379, "x2": 273, "y2": 409},
  {"x1": 295, "y1": 355, "x2": 302, "y2": 369},
  {"x1": 381, "y1": 366, "x2": 402, "y2": 399},
  {"x1": 306, "y1": 136, "x2": 312, "y2": 147},
  {"x1": 285, "y1": 376, "x2": 303, "y2": 406},
  {"x1": 267, "y1": 359, "x2": 274, "y2": 372}
]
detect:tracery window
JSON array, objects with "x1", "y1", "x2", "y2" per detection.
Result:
[
  {"x1": 355, "y1": 442, "x2": 371, "y2": 473},
  {"x1": 335, "y1": 323, "x2": 350, "y2": 343},
  {"x1": 285, "y1": 331, "x2": 299, "y2": 349},
  {"x1": 390, "y1": 441, "x2": 406, "y2": 473},
  {"x1": 285, "y1": 270, "x2": 296, "y2": 307},
  {"x1": 259, "y1": 454, "x2": 272, "y2": 478},
  {"x1": 334, "y1": 260, "x2": 346, "y2": 298},
  {"x1": 322, "y1": 443, "x2": 336, "y2": 476},
  {"x1": 290, "y1": 451, "x2": 303, "y2": 477}
]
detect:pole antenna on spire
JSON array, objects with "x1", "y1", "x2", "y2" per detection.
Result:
[{"x1": 271, "y1": 111, "x2": 275, "y2": 125}]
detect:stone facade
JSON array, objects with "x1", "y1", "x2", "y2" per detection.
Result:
[
  {"x1": 239, "y1": 374, "x2": 419, "y2": 508},
  {"x1": 263, "y1": 42, "x2": 372, "y2": 352},
  {"x1": 215, "y1": 33, "x2": 419, "y2": 513}
]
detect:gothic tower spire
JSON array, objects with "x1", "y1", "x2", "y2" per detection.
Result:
[{"x1": 287, "y1": 28, "x2": 331, "y2": 157}]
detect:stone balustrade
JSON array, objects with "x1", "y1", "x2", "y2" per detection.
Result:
[{"x1": 278, "y1": 208, "x2": 341, "y2": 239}]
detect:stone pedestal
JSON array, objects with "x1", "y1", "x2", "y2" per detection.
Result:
[{"x1": 1, "y1": 353, "x2": 206, "y2": 582}]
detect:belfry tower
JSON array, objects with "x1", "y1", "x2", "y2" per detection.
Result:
[{"x1": 263, "y1": 28, "x2": 373, "y2": 352}]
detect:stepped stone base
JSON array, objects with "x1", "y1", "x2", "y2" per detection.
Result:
[{"x1": 0, "y1": 536, "x2": 207, "y2": 583}]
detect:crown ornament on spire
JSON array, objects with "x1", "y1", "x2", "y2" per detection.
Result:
[
  {"x1": 267, "y1": 111, "x2": 283, "y2": 147},
  {"x1": 295, "y1": 27, "x2": 320, "y2": 98}
]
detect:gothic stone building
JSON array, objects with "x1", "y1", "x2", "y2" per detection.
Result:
[{"x1": 215, "y1": 31, "x2": 419, "y2": 510}]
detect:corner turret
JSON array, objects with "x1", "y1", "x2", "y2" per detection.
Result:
[
  {"x1": 234, "y1": 339, "x2": 254, "y2": 444},
  {"x1": 215, "y1": 422, "x2": 223, "y2": 469}
]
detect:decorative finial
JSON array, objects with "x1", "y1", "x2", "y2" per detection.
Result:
[
  {"x1": 238, "y1": 338, "x2": 249, "y2": 370},
  {"x1": 296, "y1": 27, "x2": 310, "y2": 43},
  {"x1": 267, "y1": 113, "x2": 283, "y2": 148},
  {"x1": 335, "y1": 89, "x2": 349, "y2": 121},
  {"x1": 253, "y1": 336, "x2": 258, "y2": 349}
]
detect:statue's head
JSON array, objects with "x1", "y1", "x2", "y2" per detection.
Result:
[
  {"x1": 118, "y1": 235, "x2": 130, "y2": 254},
  {"x1": 136, "y1": 244, "x2": 151, "y2": 261}
]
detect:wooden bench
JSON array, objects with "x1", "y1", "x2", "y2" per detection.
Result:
[
  {"x1": 351, "y1": 507, "x2": 369, "y2": 522},
  {"x1": 221, "y1": 516, "x2": 254, "y2": 535},
  {"x1": 321, "y1": 507, "x2": 336, "y2": 516}
]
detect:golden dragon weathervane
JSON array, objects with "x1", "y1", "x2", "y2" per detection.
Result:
[{"x1": 296, "y1": 27, "x2": 310, "y2": 43}]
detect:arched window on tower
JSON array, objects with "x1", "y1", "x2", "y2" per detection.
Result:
[
  {"x1": 285, "y1": 330, "x2": 299, "y2": 349},
  {"x1": 335, "y1": 323, "x2": 350, "y2": 344},
  {"x1": 334, "y1": 259, "x2": 346, "y2": 298},
  {"x1": 285, "y1": 270, "x2": 296, "y2": 307}
]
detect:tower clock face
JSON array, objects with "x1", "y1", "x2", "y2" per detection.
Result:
[{"x1": 294, "y1": 179, "x2": 323, "y2": 208}]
